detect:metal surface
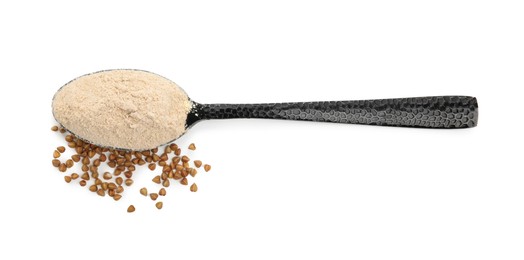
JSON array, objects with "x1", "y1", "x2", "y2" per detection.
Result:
[{"x1": 187, "y1": 96, "x2": 478, "y2": 128}]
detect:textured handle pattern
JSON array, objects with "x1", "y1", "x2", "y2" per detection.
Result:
[{"x1": 187, "y1": 96, "x2": 478, "y2": 128}]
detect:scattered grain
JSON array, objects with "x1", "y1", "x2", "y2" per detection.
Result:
[
  {"x1": 52, "y1": 159, "x2": 60, "y2": 167},
  {"x1": 150, "y1": 193, "x2": 159, "y2": 201}
]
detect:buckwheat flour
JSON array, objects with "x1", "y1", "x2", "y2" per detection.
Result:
[{"x1": 52, "y1": 69, "x2": 191, "y2": 150}]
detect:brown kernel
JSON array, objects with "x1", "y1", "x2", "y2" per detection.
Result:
[
  {"x1": 152, "y1": 154, "x2": 160, "y2": 162},
  {"x1": 159, "y1": 188, "x2": 166, "y2": 196},
  {"x1": 108, "y1": 183, "x2": 117, "y2": 190},
  {"x1": 125, "y1": 179, "x2": 134, "y2": 186},
  {"x1": 95, "y1": 179, "x2": 103, "y2": 185},
  {"x1": 99, "y1": 154, "x2": 107, "y2": 162},
  {"x1": 71, "y1": 173, "x2": 79, "y2": 180},
  {"x1": 116, "y1": 186, "x2": 124, "y2": 193},
  {"x1": 140, "y1": 188, "x2": 148, "y2": 196},
  {"x1": 52, "y1": 159, "x2": 60, "y2": 167},
  {"x1": 108, "y1": 189, "x2": 115, "y2": 197},
  {"x1": 180, "y1": 177, "x2": 188, "y2": 185},
  {"x1": 103, "y1": 172, "x2": 112, "y2": 180},
  {"x1": 170, "y1": 143, "x2": 177, "y2": 150},
  {"x1": 174, "y1": 171, "x2": 183, "y2": 180},
  {"x1": 68, "y1": 142, "x2": 76, "y2": 148},
  {"x1": 150, "y1": 193, "x2": 159, "y2": 201},
  {"x1": 79, "y1": 180, "x2": 87, "y2": 186},
  {"x1": 59, "y1": 128, "x2": 66, "y2": 133},
  {"x1": 148, "y1": 163, "x2": 156, "y2": 171},
  {"x1": 160, "y1": 153, "x2": 168, "y2": 161},
  {"x1": 152, "y1": 176, "x2": 161, "y2": 184},
  {"x1": 181, "y1": 155, "x2": 190, "y2": 163},
  {"x1": 190, "y1": 183, "x2": 198, "y2": 192},
  {"x1": 127, "y1": 205, "x2": 135, "y2": 213},
  {"x1": 65, "y1": 135, "x2": 74, "y2": 142},
  {"x1": 89, "y1": 185, "x2": 98, "y2": 192},
  {"x1": 127, "y1": 165, "x2": 136, "y2": 171},
  {"x1": 66, "y1": 159, "x2": 74, "y2": 168},
  {"x1": 53, "y1": 150, "x2": 61, "y2": 158},
  {"x1": 81, "y1": 173, "x2": 90, "y2": 180},
  {"x1": 71, "y1": 155, "x2": 81, "y2": 162},
  {"x1": 175, "y1": 148, "x2": 181, "y2": 156},
  {"x1": 64, "y1": 176, "x2": 72, "y2": 183},
  {"x1": 162, "y1": 165, "x2": 172, "y2": 172},
  {"x1": 82, "y1": 157, "x2": 90, "y2": 165},
  {"x1": 155, "y1": 202, "x2": 163, "y2": 209},
  {"x1": 113, "y1": 194, "x2": 122, "y2": 201},
  {"x1": 59, "y1": 164, "x2": 67, "y2": 172},
  {"x1": 93, "y1": 159, "x2": 100, "y2": 167},
  {"x1": 115, "y1": 177, "x2": 123, "y2": 186},
  {"x1": 57, "y1": 146, "x2": 66, "y2": 153},
  {"x1": 162, "y1": 179, "x2": 170, "y2": 187},
  {"x1": 188, "y1": 143, "x2": 196, "y2": 150},
  {"x1": 51, "y1": 126, "x2": 59, "y2": 131},
  {"x1": 97, "y1": 189, "x2": 105, "y2": 197},
  {"x1": 124, "y1": 171, "x2": 133, "y2": 179},
  {"x1": 194, "y1": 160, "x2": 202, "y2": 168},
  {"x1": 158, "y1": 161, "x2": 167, "y2": 166},
  {"x1": 172, "y1": 157, "x2": 181, "y2": 165},
  {"x1": 189, "y1": 168, "x2": 197, "y2": 177},
  {"x1": 204, "y1": 164, "x2": 211, "y2": 172}
]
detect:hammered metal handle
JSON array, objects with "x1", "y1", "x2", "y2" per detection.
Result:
[{"x1": 187, "y1": 96, "x2": 478, "y2": 128}]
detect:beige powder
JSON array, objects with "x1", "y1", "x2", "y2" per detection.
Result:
[{"x1": 52, "y1": 69, "x2": 191, "y2": 150}]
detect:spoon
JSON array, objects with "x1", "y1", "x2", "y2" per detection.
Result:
[{"x1": 52, "y1": 69, "x2": 478, "y2": 150}]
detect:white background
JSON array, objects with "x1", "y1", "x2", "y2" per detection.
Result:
[{"x1": 0, "y1": 1, "x2": 523, "y2": 259}]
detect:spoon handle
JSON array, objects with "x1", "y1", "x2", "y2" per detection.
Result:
[{"x1": 188, "y1": 96, "x2": 478, "y2": 128}]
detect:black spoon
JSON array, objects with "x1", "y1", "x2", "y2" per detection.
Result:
[{"x1": 53, "y1": 69, "x2": 478, "y2": 150}]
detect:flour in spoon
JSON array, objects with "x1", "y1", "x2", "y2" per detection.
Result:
[{"x1": 52, "y1": 69, "x2": 191, "y2": 150}]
